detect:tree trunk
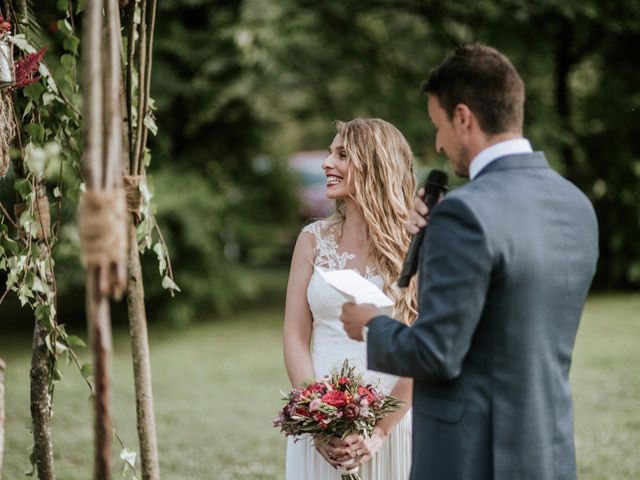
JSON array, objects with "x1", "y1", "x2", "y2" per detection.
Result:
[
  {"x1": 30, "y1": 182, "x2": 56, "y2": 480},
  {"x1": 30, "y1": 321, "x2": 55, "y2": 480},
  {"x1": 0, "y1": 358, "x2": 5, "y2": 479},
  {"x1": 87, "y1": 271, "x2": 113, "y2": 480},
  {"x1": 126, "y1": 222, "x2": 160, "y2": 480}
]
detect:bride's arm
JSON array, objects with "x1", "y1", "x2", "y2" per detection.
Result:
[
  {"x1": 283, "y1": 231, "x2": 316, "y2": 387},
  {"x1": 373, "y1": 376, "x2": 412, "y2": 437}
]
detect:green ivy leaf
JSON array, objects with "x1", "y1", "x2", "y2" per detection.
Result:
[
  {"x1": 10, "y1": 34, "x2": 37, "y2": 54},
  {"x1": 22, "y1": 101, "x2": 33, "y2": 119},
  {"x1": 18, "y1": 284, "x2": 34, "y2": 306},
  {"x1": 144, "y1": 114, "x2": 158, "y2": 136},
  {"x1": 57, "y1": 18, "x2": 72, "y2": 36},
  {"x1": 32, "y1": 276, "x2": 47, "y2": 294},
  {"x1": 161, "y1": 276, "x2": 181, "y2": 292},
  {"x1": 15, "y1": 178, "x2": 33, "y2": 200},
  {"x1": 25, "y1": 270, "x2": 36, "y2": 288},
  {"x1": 35, "y1": 305, "x2": 53, "y2": 329},
  {"x1": 42, "y1": 92, "x2": 56, "y2": 106},
  {"x1": 19, "y1": 210, "x2": 39, "y2": 238},
  {"x1": 65, "y1": 335, "x2": 86, "y2": 348},
  {"x1": 120, "y1": 448, "x2": 137, "y2": 471},
  {"x1": 81, "y1": 362, "x2": 93, "y2": 379},
  {"x1": 63, "y1": 35, "x2": 80, "y2": 55},
  {"x1": 55, "y1": 341, "x2": 68, "y2": 354},
  {"x1": 60, "y1": 54, "x2": 75, "y2": 71},
  {"x1": 30, "y1": 242, "x2": 42, "y2": 258},
  {"x1": 1, "y1": 236, "x2": 19, "y2": 255},
  {"x1": 25, "y1": 123, "x2": 46, "y2": 143},
  {"x1": 23, "y1": 82, "x2": 46, "y2": 102},
  {"x1": 153, "y1": 243, "x2": 167, "y2": 275},
  {"x1": 24, "y1": 444, "x2": 36, "y2": 476}
]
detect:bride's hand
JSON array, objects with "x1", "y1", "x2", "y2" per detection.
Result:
[
  {"x1": 315, "y1": 435, "x2": 353, "y2": 469},
  {"x1": 341, "y1": 427, "x2": 387, "y2": 470}
]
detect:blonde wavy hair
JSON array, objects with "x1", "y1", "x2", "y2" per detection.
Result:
[{"x1": 330, "y1": 118, "x2": 418, "y2": 324}]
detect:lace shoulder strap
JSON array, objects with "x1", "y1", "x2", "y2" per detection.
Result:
[{"x1": 301, "y1": 220, "x2": 355, "y2": 271}]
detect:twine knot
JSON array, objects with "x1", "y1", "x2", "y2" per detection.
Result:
[{"x1": 79, "y1": 189, "x2": 127, "y2": 269}]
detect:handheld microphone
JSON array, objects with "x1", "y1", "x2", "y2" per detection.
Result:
[{"x1": 397, "y1": 169, "x2": 449, "y2": 288}]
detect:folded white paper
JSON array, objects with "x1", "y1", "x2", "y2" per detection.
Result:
[{"x1": 314, "y1": 266, "x2": 395, "y2": 315}]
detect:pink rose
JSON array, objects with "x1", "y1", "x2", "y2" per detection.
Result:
[{"x1": 309, "y1": 398, "x2": 322, "y2": 411}]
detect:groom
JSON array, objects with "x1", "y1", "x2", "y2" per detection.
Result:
[{"x1": 340, "y1": 44, "x2": 598, "y2": 480}]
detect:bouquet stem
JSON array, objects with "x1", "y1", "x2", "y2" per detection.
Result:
[
  {"x1": 339, "y1": 460, "x2": 361, "y2": 479},
  {"x1": 340, "y1": 474, "x2": 362, "y2": 480}
]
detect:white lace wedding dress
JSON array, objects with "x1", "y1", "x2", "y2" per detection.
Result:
[{"x1": 285, "y1": 219, "x2": 412, "y2": 479}]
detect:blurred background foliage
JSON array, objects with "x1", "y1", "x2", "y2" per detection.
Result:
[{"x1": 1, "y1": 0, "x2": 639, "y2": 327}]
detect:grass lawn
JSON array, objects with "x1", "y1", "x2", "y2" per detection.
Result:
[{"x1": 1, "y1": 293, "x2": 639, "y2": 479}]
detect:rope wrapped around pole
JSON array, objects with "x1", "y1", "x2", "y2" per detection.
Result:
[
  {"x1": 0, "y1": 92, "x2": 15, "y2": 179},
  {"x1": 123, "y1": 174, "x2": 143, "y2": 223},
  {"x1": 79, "y1": 189, "x2": 127, "y2": 266},
  {"x1": 14, "y1": 195, "x2": 51, "y2": 240}
]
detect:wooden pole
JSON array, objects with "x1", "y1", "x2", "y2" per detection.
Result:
[
  {"x1": 86, "y1": 273, "x2": 113, "y2": 480},
  {"x1": 123, "y1": 1, "x2": 161, "y2": 477},
  {"x1": 126, "y1": 222, "x2": 160, "y2": 480},
  {"x1": 82, "y1": 0, "x2": 112, "y2": 478}
]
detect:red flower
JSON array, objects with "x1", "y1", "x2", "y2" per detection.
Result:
[
  {"x1": 0, "y1": 16, "x2": 10, "y2": 34},
  {"x1": 321, "y1": 390, "x2": 348, "y2": 407},
  {"x1": 295, "y1": 407, "x2": 309, "y2": 417},
  {"x1": 312, "y1": 411, "x2": 328, "y2": 429},
  {"x1": 302, "y1": 382, "x2": 326, "y2": 397},
  {"x1": 14, "y1": 46, "x2": 48, "y2": 90},
  {"x1": 338, "y1": 377, "x2": 350, "y2": 385},
  {"x1": 357, "y1": 386, "x2": 375, "y2": 404}
]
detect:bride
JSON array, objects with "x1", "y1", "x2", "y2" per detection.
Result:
[{"x1": 283, "y1": 118, "x2": 417, "y2": 479}]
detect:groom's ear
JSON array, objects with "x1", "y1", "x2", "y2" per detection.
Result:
[{"x1": 453, "y1": 103, "x2": 473, "y2": 130}]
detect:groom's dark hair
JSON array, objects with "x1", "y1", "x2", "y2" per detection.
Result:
[{"x1": 422, "y1": 44, "x2": 525, "y2": 135}]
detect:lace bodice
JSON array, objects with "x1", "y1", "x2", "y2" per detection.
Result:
[{"x1": 302, "y1": 219, "x2": 399, "y2": 394}]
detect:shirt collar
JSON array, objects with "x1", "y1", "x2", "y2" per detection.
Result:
[{"x1": 469, "y1": 138, "x2": 533, "y2": 180}]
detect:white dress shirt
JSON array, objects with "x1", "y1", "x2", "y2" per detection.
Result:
[{"x1": 469, "y1": 138, "x2": 533, "y2": 180}]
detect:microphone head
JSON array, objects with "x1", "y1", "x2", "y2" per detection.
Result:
[{"x1": 425, "y1": 169, "x2": 449, "y2": 194}]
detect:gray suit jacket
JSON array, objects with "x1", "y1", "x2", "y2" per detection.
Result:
[{"x1": 367, "y1": 153, "x2": 598, "y2": 480}]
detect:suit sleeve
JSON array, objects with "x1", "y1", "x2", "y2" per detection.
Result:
[{"x1": 367, "y1": 196, "x2": 492, "y2": 381}]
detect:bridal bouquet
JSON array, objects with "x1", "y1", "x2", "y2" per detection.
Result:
[{"x1": 273, "y1": 360, "x2": 404, "y2": 480}]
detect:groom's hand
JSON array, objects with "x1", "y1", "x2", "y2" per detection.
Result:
[
  {"x1": 340, "y1": 303, "x2": 380, "y2": 341},
  {"x1": 406, "y1": 186, "x2": 444, "y2": 235},
  {"x1": 406, "y1": 187, "x2": 429, "y2": 234}
]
